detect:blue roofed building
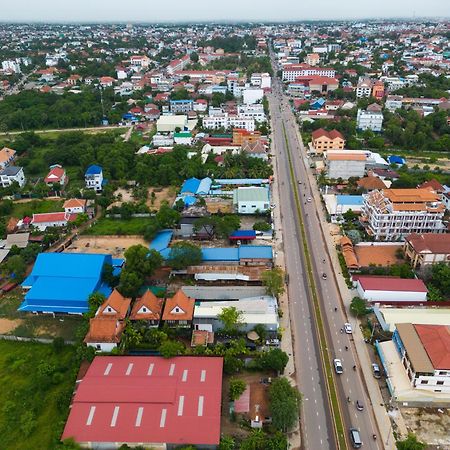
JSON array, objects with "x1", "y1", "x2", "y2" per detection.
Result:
[
  {"x1": 19, "y1": 253, "x2": 116, "y2": 314},
  {"x1": 85, "y1": 165, "x2": 104, "y2": 192},
  {"x1": 180, "y1": 177, "x2": 212, "y2": 196},
  {"x1": 149, "y1": 230, "x2": 173, "y2": 259},
  {"x1": 387, "y1": 155, "x2": 406, "y2": 167},
  {"x1": 201, "y1": 245, "x2": 273, "y2": 264},
  {"x1": 323, "y1": 194, "x2": 364, "y2": 221}
]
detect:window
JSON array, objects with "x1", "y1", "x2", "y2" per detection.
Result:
[
  {"x1": 439, "y1": 371, "x2": 447, "y2": 376},
  {"x1": 143, "y1": 307, "x2": 147, "y2": 313},
  {"x1": 437, "y1": 381, "x2": 444, "y2": 385},
  {"x1": 420, "y1": 380, "x2": 428, "y2": 385}
]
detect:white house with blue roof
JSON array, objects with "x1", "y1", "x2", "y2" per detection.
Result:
[{"x1": 85, "y1": 165, "x2": 104, "y2": 192}]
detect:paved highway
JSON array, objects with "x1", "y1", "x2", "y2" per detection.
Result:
[{"x1": 269, "y1": 55, "x2": 383, "y2": 449}]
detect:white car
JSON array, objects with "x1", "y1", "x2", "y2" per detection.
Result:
[
  {"x1": 307, "y1": 197, "x2": 312, "y2": 202},
  {"x1": 344, "y1": 323, "x2": 353, "y2": 334},
  {"x1": 333, "y1": 358, "x2": 343, "y2": 374}
]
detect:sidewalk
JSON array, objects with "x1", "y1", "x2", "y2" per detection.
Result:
[
  {"x1": 268, "y1": 99, "x2": 301, "y2": 450},
  {"x1": 292, "y1": 124, "x2": 402, "y2": 449}
]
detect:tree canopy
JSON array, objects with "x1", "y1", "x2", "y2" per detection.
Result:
[
  {"x1": 218, "y1": 306, "x2": 244, "y2": 335},
  {"x1": 262, "y1": 267, "x2": 285, "y2": 298},
  {"x1": 167, "y1": 242, "x2": 202, "y2": 270},
  {"x1": 269, "y1": 377, "x2": 301, "y2": 432}
]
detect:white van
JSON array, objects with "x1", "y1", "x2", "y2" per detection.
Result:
[{"x1": 349, "y1": 428, "x2": 362, "y2": 448}]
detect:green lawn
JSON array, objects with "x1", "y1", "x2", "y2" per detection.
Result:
[
  {"x1": 11, "y1": 199, "x2": 64, "y2": 219},
  {"x1": 83, "y1": 217, "x2": 152, "y2": 235},
  {"x1": 0, "y1": 340, "x2": 79, "y2": 450}
]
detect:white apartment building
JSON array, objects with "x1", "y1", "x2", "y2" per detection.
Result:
[
  {"x1": 361, "y1": 189, "x2": 446, "y2": 241},
  {"x1": 282, "y1": 64, "x2": 336, "y2": 82},
  {"x1": 385, "y1": 95, "x2": 404, "y2": 112},
  {"x1": 394, "y1": 324, "x2": 450, "y2": 395},
  {"x1": 2, "y1": 60, "x2": 21, "y2": 73},
  {"x1": 0, "y1": 166, "x2": 26, "y2": 188},
  {"x1": 250, "y1": 73, "x2": 271, "y2": 89},
  {"x1": 202, "y1": 114, "x2": 255, "y2": 132},
  {"x1": 243, "y1": 87, "x2": 264, "y2": 105},
  {"x1": 357, "y1": 108, "x2": 384, "y2": 132},
  {"x1": 237, "y1": 104, "x2": 266, "y2": 123},
  {"x1": 356, "y1": 78, "x2": 373, "y2": 98}
]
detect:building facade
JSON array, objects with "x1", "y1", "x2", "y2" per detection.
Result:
[
  {"x1": 357, "y1": 108, "x2": 384, "y2": 132},
  {"x1": 404, "y1": 233, "x2": 450, "y2": 269}
]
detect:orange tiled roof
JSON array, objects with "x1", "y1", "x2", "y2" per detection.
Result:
[
  {"x1": 84, "y1": 318, "x2": 124, "y2": 343},
  {"x1": 130, "y1": 290, "x2": 163, "y2": 321},
  {"x1": 384, "y1": 188, "x2": 439, "y2": 203},
  {"x1": 63, "y1": 198, "x2": 87, "y2": 209},
  {"x1": 97, "y1": 289, "x2": 131, "y2": 320},
  {"x1": 357, "y1": 176, "x2": 386, "y2": 191},
  {"x1": 162, "y1": 289, "x2": 195, "y2": 322}
]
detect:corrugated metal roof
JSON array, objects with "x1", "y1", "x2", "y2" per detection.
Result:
[
  {"x1": 149, "y1": 230, "x2": 173, "y2": 253},
  {"x1": 234, "y1": 187, "x2": 270, "y2": 202},
  {"x1": 396, "y1": 323, "x2": 434, "y2": 373}
]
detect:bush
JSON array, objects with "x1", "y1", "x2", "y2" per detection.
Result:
[
  {"x1": 159, "y1": 340, "x2": 185, "y2": 358},
  {"x1": 253, "y1": 221, "x2": 271, "y2": 232},
  {"x1": 229, "y1": 378, "x2": 247, "y2": 401}
]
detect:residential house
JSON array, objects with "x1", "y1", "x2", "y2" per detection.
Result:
[
  {"x1": 84, "y1": 289, "x2": 131, "y2": 352},
  {"x1": 99, "y1": 76, "x2": 116, "y2": 88},
  {"x1": 0, "y1": 147, "x2": 16, "y2": 169},
  {"x1": 233, "y1": 187, "x2": 270, "y2": 214},
  {"x1": 305, "y1": 53, "x2": 320, "y2": 66},
  {"x1": 356, "y1": 78, "x2": 373, "y2": 98},
  {"x1": 174, "y1": 132, "x2": 193, "y2": 145},
  {"x1": 372, "y1": 80, "x2": 385, "y2": 99},
  {"x1": 162, "y1": 289, "x2": 195, "y2": 328},
  {"x1": 310, "y1": 128, "x2": 345, "y2": 153},
  {"x1": 170, "y1": 99, "x2": 193, "y2": 114},
  {"x1": 0, "y1": 166, "x2": 26, "y2": 188},
  {"x1": 85, "y1": 165, "x2": 104, "y2": 192},
  {"x1": 361, "y1": 189, "x2": 446, "y2": 240},
  {"x1": 44, "y1": 164, "x2": 67, "y2": 186},
  {"x1": 63, "y1": 198, "x2": 87, "y2": 214},
  {"x1": 129, "y1": 290, "x2": 163, "y2": 327},
  {"x1": 404, "y1": 233, "x2": 450, "y2": 269},
  {"x1": 31, "y1": 211, "x2": 76, "y2": 231}
]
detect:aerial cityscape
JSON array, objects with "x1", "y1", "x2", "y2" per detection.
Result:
[{"x1": 0, "y1": 3, "x2": 449, "y2": 450}]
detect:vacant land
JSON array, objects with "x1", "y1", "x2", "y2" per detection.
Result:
[
  {"x1": 65, "y1": 235, "x2": 149, "y2": 258},
  {"x1": 0, "y1": 290, "x2": 84, "y2": 340},
  {"x1": 83, "y1": 217, "x2": 152, "y2": 235},
  {"x1": 147, "y1": 186, "x2": 177, "y2": 209},
  {"x1": 10, "y1": 198, "x2": 64, "y2": 219},
  {"x1": 0, "y1": 340, "x2": 79, "y2": 450}
]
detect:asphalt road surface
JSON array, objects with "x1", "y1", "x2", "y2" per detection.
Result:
[{"x1": 269, "y1": 56, "x2": 383, "y2": 450}]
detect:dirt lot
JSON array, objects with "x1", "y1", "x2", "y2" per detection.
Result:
[
  {"x1": 0, "y1": 318, "x2": 23, "y2": 334},
  {"x1": 108, "y1": 188, "x2": 135, "y2": 209},
  {"x1": 64, "y1": 235, "x2": 149, "y2": 258},
  {"x1": 401, "y1": 407, "x2": 450, "y2": 448},
  {"x1": 147, "y1": 187, "x2": 177, "y2": 209}
]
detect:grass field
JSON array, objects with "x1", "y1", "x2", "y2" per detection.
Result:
[
  {"x1": 10, "y1": 198, "x2": 64, "y2": 219},
  {"x1": 0, "y1": 340, "x2": 79, "y2": 450},
  {"x1": 83, "y1": 217, "x2": 152, "y2": 235}
]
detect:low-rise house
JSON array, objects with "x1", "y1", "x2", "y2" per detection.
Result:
[
  {"x1": 174, "y1": 132, "x2": 193, "y2": 145},
  {"x1": 63, "y1": 198, "x2": 87, "y2": 214},
  {"x1": 353, "y1": 275, "x2": 428, "y2": 303},
  {"x1": 404, "y1": 233, "x2": 450, "y2": 270},
  {"x1": 162, "y1": 289, "x2": 195, "y2": 328},
  {"x1": 233, "y1": 187, "x2": 270, "y2": 214},
  {"x1": 193, "y1": 296, "x2": 279, "y2": 332},
  {"x1": 0, "y1": 147, "x2": 16, "y2": 169},
  {"x1": 85, "y1": 165, "x2": 104, "y2": 192},
  {"x1": 129, "y1": 290, "x2": 163, "y2": 327},
  {"x1": 31, "y1": 211, "x2": 75, "y2": 231},
  {"x1": 0, "y1": 166, "x2": 26, "y2": 188},
  {"x1": 44, "y1": 164, "x2": 67, "y2": 186}
]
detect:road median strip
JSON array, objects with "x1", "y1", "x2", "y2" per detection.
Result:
[{"x1": 282, "y1": 122, "x2": 347, "y2": 450}]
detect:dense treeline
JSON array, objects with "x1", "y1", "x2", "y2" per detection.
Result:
[
  {"x1": 0, "y1": 89, "x2": 128, "y2": 131},
  {"x1": 395, "y1": 74, "x2": 450, "y2": 99}
]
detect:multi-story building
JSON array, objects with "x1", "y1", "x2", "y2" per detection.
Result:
[
  {"x1": 361, "y1": 189, "x2": 446, "y2": 241},
  {"x1": 250, "y1": 72, "x2": 271, "y2": 89},
  {"x1": 0, "y1": 166, "x2": 25, "y2": 188},
  {"x1": 356, "y1": 78, "x2": 373, "y2": 98},
  {"x1": 357, "y1": 105, "x2": 384, "y2": 132},
  {"x1": 237, "y1": 104, "x2": 266, "y2": 123},
  {"x1": 169, "y1": 99, "x2": 193, "y2": 114},
  {"x1": 282, "y1": 64, "x2": 336, "y2": 82},
  {"x1": 385, "y1": 95, "x2": 403, "y2": 112},
  {"x1": 305, "y1": 53, "x2": 320, "y2": 66},
  {"x1": 2, "y1": 60, "x2": 21, "y2": 73},
  {"x1": 202, "y1": 114, "x2": 255, "y2": 132},
  {"x1": 372, "y1": 80, "x2": 385, "y2": 99},
  {"x1": 85, "y1": 165, "x2": 104, "y2": 192},
  {"x1": 287, "y1": 83, "x2": 311, "y2": 98},
  {"x1": 393, "y1": 323, "x2": 450, "y2": 395},
  {"x1": 404, "y1": 233, "x2": 450, "y2": 269},
  {"x1": 325, "y1": 151, "x2": 367, "y2": 180},
  {"x1": 310, "y1": 128, "x2": 345, "y2": 153}
]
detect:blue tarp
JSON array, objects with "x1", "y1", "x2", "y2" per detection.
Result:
[
  {"x1": 19, "y1": 253, "x2": 113, "y2": 314},
  {"x1": 387, "y1": 155, "x2": 406, "y2": 165}
]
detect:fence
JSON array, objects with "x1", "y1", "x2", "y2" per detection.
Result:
[{"x1": 0, "y1": 334, "x2": 74, "y2": 345}]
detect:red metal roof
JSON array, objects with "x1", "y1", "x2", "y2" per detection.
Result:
[
  {"x1": 32, "y1": 212, "x2": 68, "y2": 223},
  {"x1": 415, "y1": 324, "x2": 450, "y2": 370},
  {"x1": 354, "y1": 275, "x2": 427, "y2": 293},
  {"x1": 62, "y1": 356, "x2": 223, "y2": 446}
]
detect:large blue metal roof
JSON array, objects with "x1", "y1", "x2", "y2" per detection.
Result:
[
  {"x1": 201, "y1": 245, "x2": 272, "y2": 262},
  {"x1": 85, "y1": 164, "x2": 102, "y2": 175},
  {"x1": 19, "y1": 253, "x2": 113, "y2": 314},
  {"x1": 149, "y1": 230, "x2": 173, "y2": 253},
  {"x1": 181, "y1": 177, "x2": 200, "y2": 194}
]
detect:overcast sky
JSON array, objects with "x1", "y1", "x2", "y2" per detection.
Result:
[{"x1": 1, "y1": 0, "x2": 448, "y2": 22}]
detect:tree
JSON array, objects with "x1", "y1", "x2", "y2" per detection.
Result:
[
  {"x1": 190, "y1": 52, "x2": 199, "y2": 63},
  {"x1": 262, "y1": 267, "x2": 285, "y2": 298},
  {"x1": 428, "y1": 263, "x2": 450, "y2": 299},
  {"x1": 257, "y1": 348, "x2": 289, "y2": 373},
  {"x1": 86, "y1": 292, "x2": 106, "y2": 318},
  {"x1": 167, "y1": 241, "x2": 202, "y2": 269},
  {"x1": 101, "y1": 263, "x2": 119, "y2": 288},
  {"x1": 218, "y1": 435, "x2": 235, "y2": 450},
  {"x1": 269, "y1": 377, "x2": 301, "y2": 432},
  {"x1": 218, "y1": 306, "x2": 243, "y2": 335},
  {"x1": 159, "y1": 339, "x2": 185, "y2": 358},
  {"x1": 118, "y1": 270, "x2": 143, "y2": 298},
  {"x1": 5, "y1": 255, "x2": 27, "y2": 282},
  {"x1": 396, "y1": 433, "x2": 426, "y2": 450},
  {"x1": 253, "y1": 221, "x2": 271, "y2": 232},
  {"x1": 123, "y1": 245, "x2": 163, "y2": 279},
  {"x1": 350, "y1": 296, "x2": 369, "y2": 317},
  {"x1": 121, "y1": 320, "x2": 142, "y2": 349},
  {"x1": 229, "y1": 377, "x2": 247, "y2": 401}
]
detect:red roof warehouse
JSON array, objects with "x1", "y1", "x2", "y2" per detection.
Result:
[{"x1": 62, "y1": 356, "x2": 223, "y2": 448}]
